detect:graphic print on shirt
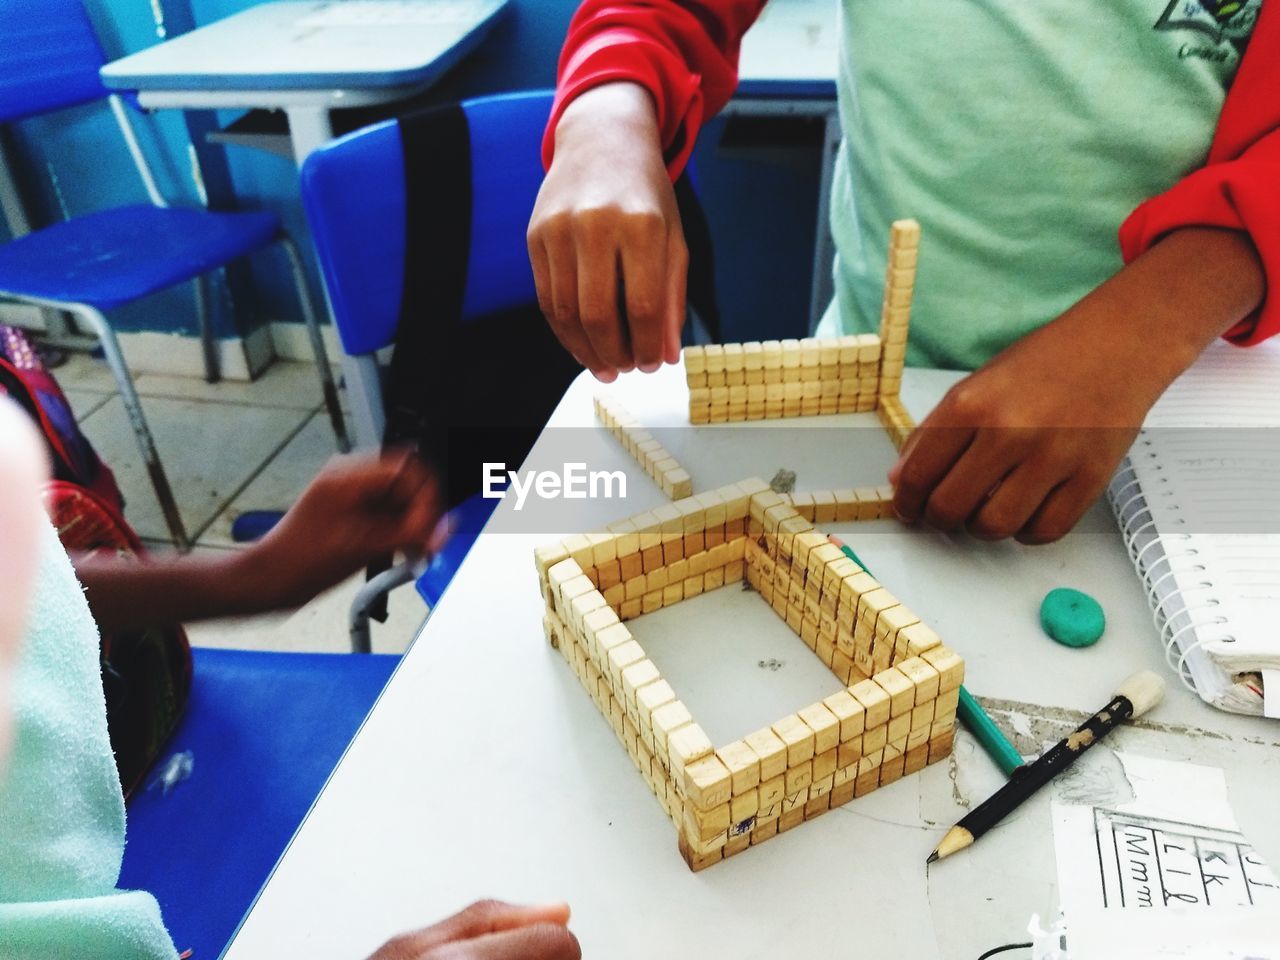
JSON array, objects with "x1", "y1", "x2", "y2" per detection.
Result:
[{"x1": 1154, "y1": 0, "x2": 1262, "y2": 57}]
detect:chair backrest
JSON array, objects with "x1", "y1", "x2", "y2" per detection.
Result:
[
  {"x1": 0, "y1": 0, "x2": 108, "y2": 123},
  {"x1": 300, "y1": 90, "x2": 551, "y2": 357}
]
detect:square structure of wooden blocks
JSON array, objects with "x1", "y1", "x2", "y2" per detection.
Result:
[{"x1": 534, "y1": 478, "x2": 964, "y2": 871}]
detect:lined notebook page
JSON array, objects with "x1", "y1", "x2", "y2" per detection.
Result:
[{"x1": 1136, "y1": 338, "x2": 1280, "y2": 679}]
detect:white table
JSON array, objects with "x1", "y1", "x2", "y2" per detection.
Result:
[
  {"x1": 731, "y1": 0, "x2": 840, "y2": 329},
  {"x1": 100, "y1": 0, "x2": 509, "y2": 165},
  {"x1": 99, "y1": 0, "x2": 508, "y2": 444},
  {"x1": 224, "y1": 364, "x2": 1280, "y2": 959}
]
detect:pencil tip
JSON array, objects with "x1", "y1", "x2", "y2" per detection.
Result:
[{"x1": 926, "y1": 851, "x2": 939, "y2": 864}]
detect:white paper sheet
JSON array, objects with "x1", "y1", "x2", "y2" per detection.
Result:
[{"x1": 1052, "y1": 753, "x2": 1280, "y2": 959}]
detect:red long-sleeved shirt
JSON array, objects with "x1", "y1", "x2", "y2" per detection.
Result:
[{"x1": 544, "y1": 0, "x2": 1278, "y2": 345}]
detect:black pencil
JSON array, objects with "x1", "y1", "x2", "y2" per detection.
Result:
[{"x1": 928, "y1": 670, "x2": 1166, "y2": 863}]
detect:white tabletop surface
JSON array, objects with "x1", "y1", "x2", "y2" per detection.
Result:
[
  {"x1": 100, "y1": 0, "x2": 507, "y2": 94},
  {"x1": 737, "y1": 0, "x2": 838, "y2": 95},
  {"x1": 224, "y1": 364, "x2": 1280, "y2": 960}
]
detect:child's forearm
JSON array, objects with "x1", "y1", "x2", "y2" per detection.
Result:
[
  {"x1": 74, "y1": 550, "x2": 270, "y2": 634},
  {"x1": 1068, "y1": 226, "x2": 1265, "y2": 400}
]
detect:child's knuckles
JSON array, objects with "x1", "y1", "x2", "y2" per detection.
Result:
[{"x1": 923, "y1": 495, "x2": 968, "y2": 532}]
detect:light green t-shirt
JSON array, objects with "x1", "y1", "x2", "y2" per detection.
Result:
[
  {"x1": 0, "y1": 522, "x2": 176, "y2": 959},
  {"x1": 822, "y1": 0, "x2": 1262, "y2": 370}
]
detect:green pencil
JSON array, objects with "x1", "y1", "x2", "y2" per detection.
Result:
[{"x1": 828, "y1": 536, "x2": 1024, "y2": 777}]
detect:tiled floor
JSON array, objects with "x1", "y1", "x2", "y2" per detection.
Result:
[{"x1": 58, "y1": 353, "x2": 426, "y2": 655}]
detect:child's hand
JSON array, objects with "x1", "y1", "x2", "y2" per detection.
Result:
[
  {"x1": 888, "y1": 320, "x2": 1148, "y2": 544},
  {"x1": 241, "y1": 450, "x2": 442, "y2": 610},
  {"x1": 889, "y1": 226, "x2": 1265, "y2": 544},
  {"x1": 368, "y1": 900, "x2": 579, "y2": 960},
  {"x1": 528, "y1": 81, "x2": 686, "y2": 382}
]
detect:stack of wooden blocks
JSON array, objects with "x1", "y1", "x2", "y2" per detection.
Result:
[
  {"x1": 682, "y1": 218, "x2": 920, "y2": 425},
  {"x1": 876, "y1": 219, "x2": 918, "y2": 399},
  {"x1": 594, "y1": 394, "x2": 692, "y2": 499},
  {"x1": 683, "y1": 335, "x2": 883, "y2": 423},
  {"x1": 534, "y1": 477, "x2": 963, "y2": 871}
]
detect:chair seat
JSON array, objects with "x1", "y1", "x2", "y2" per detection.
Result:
[
  {"x1": 0, "y1": 205, "x2": 280, "y2": 310},
  {"x1": 118, "y1": 647, "x2": 398, "y2": 957}
]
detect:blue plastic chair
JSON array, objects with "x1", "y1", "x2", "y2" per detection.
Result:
[
  {"x1": 0, "y1": 0, "x2": 349, "y2": 549},
  {"x1": 300, "y1": 91, "x2": 556, "y2": 646},
  {"x1": 118, "y1": 647, "x2": 398, "y2": 957}
]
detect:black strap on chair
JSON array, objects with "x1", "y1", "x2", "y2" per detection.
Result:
[{"x1": 366, "y1": 103, "x2": 721, "y2": 620}]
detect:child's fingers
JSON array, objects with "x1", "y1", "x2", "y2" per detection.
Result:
[
  {"x1": 890, "y1": 425, "x2": 975, "y2": 524},
  {"x1": 917, "y1": 431, "x2": 1024, "y2": 532},
  {"x1": 618, "y1": 220, "x2": 669, "y2": 372},
  {"x1": 967, "y1": 458, "x2": 1067, "y2": 541},
  {"x1": 426, "y1": 924, "x2": 581, "y2": 960},
  {"x1": 541, "y1": 233, "x2": 611, "y2": 380},
  {"x1": 395, "y1": 900, "x2": 571, "y2": 952},
  {"x1": 663, "y1": 225, "x2": 688, "y2": 365},
  {"x1": 1016, "y1": 470, "x2": 1103, "y2": 545},
  {"x1": 575, "y1": 224, "x2": 632, "y2": 373}
]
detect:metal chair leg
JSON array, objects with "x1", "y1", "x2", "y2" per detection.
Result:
[
  {"x1": 194, "y1": 273, "x2": 221, "y2": 384},
  {"x1": 348, "y1": 556, "x2": 424, "y2": 653},
  {"x1": 72, "y1": 305, "x2": 191, "y2": 551},
  {"x1": 279, "y1": 235, "x2": 350, "y2": 453}
]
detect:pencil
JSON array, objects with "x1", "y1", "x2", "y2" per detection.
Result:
[
  {"x1": 928, "y1": 670, "x2": 1166, "y2": 863},
  {"x1": 828, "y1": 535, "x2": 1024, "y2": 777}
]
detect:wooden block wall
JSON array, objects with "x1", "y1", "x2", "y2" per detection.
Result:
[
  {"x1": 533, "y1": 481, "x2": 963, "y2": 872},
  {"x1": 595, "y1": 394, "x2": 692, "y2": 499},
  {"x1": 684, "y1": 335, "x2": 882, "y2": 423},
  {"x1": 783, "y1": 486, "x2": 895, "y2": 524}
]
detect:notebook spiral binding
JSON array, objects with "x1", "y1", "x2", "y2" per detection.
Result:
[{"x1": 1108, "y1": 450, "x2": 1235, "y2": 698}]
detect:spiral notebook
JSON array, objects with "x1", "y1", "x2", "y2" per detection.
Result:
[{"x1": 1108, "y1": 337, "x2": 1280, "y2": 717}]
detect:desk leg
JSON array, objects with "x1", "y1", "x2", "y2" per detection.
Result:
[
  {"x1": 809, "y1": 108, "x2": 841, "y2": 331},
  {"x1": 285, "y1": 107, "x2": 336, "y2": 164}
]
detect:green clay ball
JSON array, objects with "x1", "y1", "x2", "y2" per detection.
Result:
[{"x1": 1039, "y1": 588, "x2": 1105, "y2": 648}]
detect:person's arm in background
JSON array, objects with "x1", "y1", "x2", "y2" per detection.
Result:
[
  {"x1": 528, "y1": 0, "x2": 764, "y2": 381},
  {"x1": 75, "y1": 451, "x2": 443, "y2": 633},
  {"x1": 888, "y1": 4, "x2": 1277, "y2": 544}
]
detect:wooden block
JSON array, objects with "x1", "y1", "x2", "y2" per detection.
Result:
[
  {"x1": 922, "y1": 646, "x2": 965, "y2": 692},
  {"x1": 898, "y1": 622, "x2": 942, "y2": 657},
  {"x1": 804, "y1": 793, "x2": 832, "y2": 819},
  {"x1": 636, "y1": 679, "x2": 676, "y2": 728},
  {"x1": 650, "y1": 701, "x2": 693, "y2": 758},
  {"x1": 716, "y1": 740, "x2": 762, "y2": 795},
  {"x1": 797, "y1": 702, "x2": 840, "y2": 754},
  {"x1": 729, "y1": 788, "x2": 759, "y2": 830},
  {"x1": 854, "y1": 767, "x2": 881, "y2": 798},
  {"x1": 850, "y1": 678, "x2": 892, "y2": 729},
  {"x1": 928, "y1": 729, "x2": 956, "y2": 763},
  {"x1": 683, "y1": 755, "x2": 732, "y2": 810},
  {"x1": 678, "y1": 834, "x2": 724, "y2": 872},
  {"x1": 750, "y1": 818, "x2": 779, "y2": 846},
  {"x1": 621, "y1": 660, "x2": 661, "y2": 708},
  {"x1": 935, "y1": 686, "x2": 960, "y2": 719},
  {"x1": 874, "y1": 666, "x2": 916, "y2": 716},
  {"x1": 668, "y1": 723, "x2": 715, "y2": 782},
  {"x1": 887, "y1": 712, "x2": 911, "y2": 743},
  {"x1": 896, "y1": 656, "x2": 940, "y2": 703},
  {"x1": 745, "y1": 728, "x2": 788, "y2": 782},
  {"x1": 757, "y1": 774, "x2": 785, "y2": 810},
  {"x1": 811, "y1": 490, "x2": 837, "y2": 524},
  {"x1": 723, "y1": 833, "x2": 751, "y2": 858},
  {"x1": 534, "y1": 542, "x2": 571, "y2": 582},
  {"x1": 772, "y1": 714, "x2": 816, "y2": 766},
  {"x1": 822, "y1": 688, "x2": 867, "y2": 741}
]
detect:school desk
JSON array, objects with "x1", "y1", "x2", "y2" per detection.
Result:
[
  {"x1": 99, "y1": 0, "x2": 509, "y2": 166},
  {"x1": 222, "y1": 364, "x2": 1280, "y2": 959}
]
